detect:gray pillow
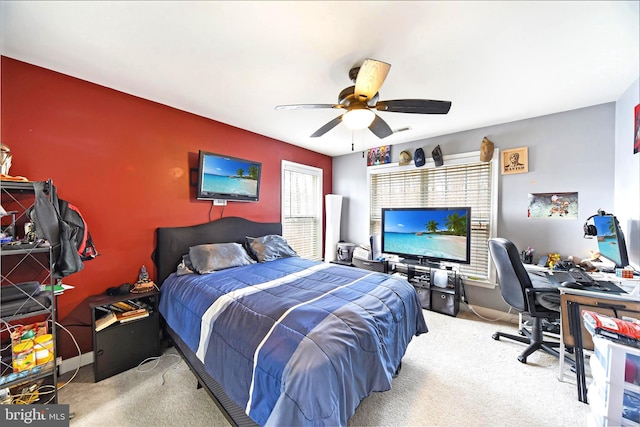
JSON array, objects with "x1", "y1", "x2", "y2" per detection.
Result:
[
  {"x1": 188, "y1": 243, "x2": 255, "y2": 274},
  {"x1": 176, "y1": 254, "x2": 195, "y2": 276},
  {"x1": 245, "y1": 235, "x2": 298, "y2": 262}
]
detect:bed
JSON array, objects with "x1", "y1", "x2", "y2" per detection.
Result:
[{"x1": 153, "y1": 217, "x2": 427, "y2": 426}]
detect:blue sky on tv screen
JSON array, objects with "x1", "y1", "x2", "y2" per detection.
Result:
[
  {"x1": 384, "y1": 209, "x2": 467, "y2": 233},
  {"x1": 203, "y1": 155, "x2": 259, "y2": 177}
]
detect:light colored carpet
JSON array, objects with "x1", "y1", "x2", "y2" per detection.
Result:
[{"x1": 58, "y1": 309, "x2": 590, "y2": 426}]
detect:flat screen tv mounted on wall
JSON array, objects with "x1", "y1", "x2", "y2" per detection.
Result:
[
  {"x1": 381, "y1": 207, "x2": 472, "y2": 267},
  {"x1": 197, "y1": 151, "x2": 262, "y2": 202}
]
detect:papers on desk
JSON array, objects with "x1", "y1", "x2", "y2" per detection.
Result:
[{"x1": 617, "y1": 279, "x2": 640, "y2": 297}]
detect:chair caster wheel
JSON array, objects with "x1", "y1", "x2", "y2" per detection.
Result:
[
  {"x1": 492, "y1": 333, "x2": 499, "y2": 340},
  {"x1": 517, "y1": 356, "x2": 527, "y2": 364}
]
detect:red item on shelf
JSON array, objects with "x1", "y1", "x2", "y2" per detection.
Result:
[{"x1": 582, "y1": 310, "x2": 640, "y2": 348}]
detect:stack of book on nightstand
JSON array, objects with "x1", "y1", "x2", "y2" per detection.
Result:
[{"x1": 95, "y1": 300, "x2": 150, "y2": 331}]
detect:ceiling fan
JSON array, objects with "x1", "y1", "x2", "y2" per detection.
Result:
[{"x1": 275, "y1": 59, "x2": 452, "y2": 139}]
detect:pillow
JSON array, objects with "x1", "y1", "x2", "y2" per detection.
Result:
[
  {"x1": 245, "y1": 235, "x2": 298, "y2": 262},
  {"x1": 188, "y1": 243, "x2": 255, "y2": 274},
  {"x1": 176, "y1": 254, "x2": 195, "y2": 276}
]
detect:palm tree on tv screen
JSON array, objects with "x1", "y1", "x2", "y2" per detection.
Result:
[
  {"x1": 425, "y1": 220, "x2": 439, "y2": 233},
  {"x1": 249, "y1": 165, "x2": 259, "y2": 180},
  {"x1": 445, "y1": 212, "x2": 467, "y2": 236}
]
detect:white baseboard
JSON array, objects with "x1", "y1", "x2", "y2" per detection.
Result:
[{"x1": 59, "y1": 351, "x2": 93, "y2": 375}]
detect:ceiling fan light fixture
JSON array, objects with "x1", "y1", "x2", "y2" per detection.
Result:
[{"x1": 342, "y1": 107, "x2": 375, "y2": 130}]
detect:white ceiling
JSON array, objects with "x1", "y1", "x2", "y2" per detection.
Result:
[{"x1": 1, "y1": 1, "x2": 638, "y2": 157}]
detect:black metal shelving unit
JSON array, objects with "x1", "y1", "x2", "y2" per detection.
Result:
[{"x1": 1, "y1": 180, "x2": 58, "y2": 404}]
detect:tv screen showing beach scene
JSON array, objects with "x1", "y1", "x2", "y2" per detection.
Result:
[
  {"x1": 381, "y1": 207, "x2": 471, "y2": 264},
  {"x1": 593, "y1": 214, "x2": 629, "y2": 267},
  {"x1": 197, "y1": 151, "x2": 262, "y2": 201}
]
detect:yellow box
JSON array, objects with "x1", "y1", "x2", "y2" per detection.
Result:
[{"x1": 12, "y1": 340, "x2": 35, "y2": 373}]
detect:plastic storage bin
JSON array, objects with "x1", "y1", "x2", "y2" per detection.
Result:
[{"x1": 587, "y1": 336, "x2": 640, "y2": 426}]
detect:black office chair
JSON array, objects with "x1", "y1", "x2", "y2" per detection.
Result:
[{"x1": 488, "y1": 238, "x2": 562, "y2": 363}]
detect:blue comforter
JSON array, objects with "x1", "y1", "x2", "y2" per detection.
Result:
[{"x1": 159, "y1": 257, "x2": 427, "y2": 426}]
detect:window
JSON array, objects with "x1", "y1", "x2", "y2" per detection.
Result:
[
  {"x1": 368, "y1": 151, "x2": 498, "y2": 280},
  {"x1": 281, "y1": 161, "x2": 323, "y2": 260}
]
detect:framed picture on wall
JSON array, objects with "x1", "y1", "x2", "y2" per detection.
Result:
[
  {"x1": 527, "y1": 192, "x2": 578, "y2": 220},
  {"x1": 367, "y1": 145, "x2": 391, "y2": 166},
  {"x1": 634, "y1": 103, "x2": 639, "y2": 155},
  {"x1": 501, "y1": 146, "x2": 528, "y2": 175}
]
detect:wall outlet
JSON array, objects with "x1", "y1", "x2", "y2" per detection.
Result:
[{"x1": 213, "y1": 199, "x2": 227, "y2": 206}]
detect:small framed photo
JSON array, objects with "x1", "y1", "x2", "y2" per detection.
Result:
[
  {"x1": 367, "y1": 145, "x2": 391, "y2": 166},
  {"x1": 501, "y1": 146, "x2": 528, "y2": 175},
  {"x1": 634, "y1": 103, "x2": 639, "y2": 154}
]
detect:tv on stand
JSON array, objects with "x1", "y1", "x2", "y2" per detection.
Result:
[{"x1": 381, "y1": 206, "x2": 472, "y2": 270}]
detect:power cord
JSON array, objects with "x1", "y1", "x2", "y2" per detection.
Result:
[
  {"x1": 55, "y1": 321, "x2": 81, "y2": 392},
  {"x1": 465, "y1": 301, "x2": 514, "y2": 322},
  {"x1": 135, "y1": 353, "x2": 183, "y2": 385}
]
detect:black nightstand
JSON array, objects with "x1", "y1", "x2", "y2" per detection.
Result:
[{"x1": 89, "y1": 289, "x2": 161, "y2": 382}]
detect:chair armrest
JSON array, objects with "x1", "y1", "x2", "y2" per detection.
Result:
[
  {"x1": 525, "y1": 287, "x2": 560, "y2": 316},
  {"x1": 526, "y1": 287, "x2": 560, "y2": 295}
]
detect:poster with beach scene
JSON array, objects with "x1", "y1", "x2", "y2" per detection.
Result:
[
  {"x1": 527, "y1": 192, "x2": 578, "y2": 220},
  {"x1": 383, "y1": 208, "x2": 469, "y2": 263}
]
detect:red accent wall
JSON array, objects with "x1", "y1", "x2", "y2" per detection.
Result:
[{"x1": 1, "y1": 56, "x2": 332, "y2": 324}]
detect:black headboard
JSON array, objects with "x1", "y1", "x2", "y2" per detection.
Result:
[{"x1": 153, "y1": 217, "x2": 282, "y2": 286}]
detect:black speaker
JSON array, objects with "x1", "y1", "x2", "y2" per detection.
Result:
[
  {"x1": 432, "y1": 145, "x2": 443, "y2": 167},
  {"x1": 106, "y1": 283, "x2": 131, "y2": 296}
]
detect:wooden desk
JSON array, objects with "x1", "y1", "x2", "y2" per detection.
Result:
[{"x1": 558, "y1": 287, "x2": 640, "y2": 403}]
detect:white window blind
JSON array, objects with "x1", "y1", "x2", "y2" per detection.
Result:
[
  {"x1": 281, "y1": 161, "x2": 323, "y2": 261},
  {"x1": 369, "y1": 155, "x2": 496, "y2": 279}
]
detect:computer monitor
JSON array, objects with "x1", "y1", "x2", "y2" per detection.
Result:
[{"x1": 592, "y1": 214, "x2": 630, "y2": 268}]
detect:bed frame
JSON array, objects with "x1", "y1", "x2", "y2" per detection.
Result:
[{"x1": 153, "y1": 217, "x2": 281, "y2": 427}]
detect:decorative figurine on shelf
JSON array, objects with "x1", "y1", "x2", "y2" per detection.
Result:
[
  {"x1": 139, "y1": 265, "x2": 149, "y2": 282},
  {"x1": 130, "y1": 265, "x2": 156, "y2": 294},
  {"x1": 1, "y1": 143, "x2": 12, "y2": 175},
  {"x1": 0, "y1": 143, "x2": 28, "y2": 182}
]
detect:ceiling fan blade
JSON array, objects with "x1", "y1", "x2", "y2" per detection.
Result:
[
  {"x1": 275, "y1": 104, "x2": 339, "y2": 110},
  {"x1": 375, "y1": 99, "x2": 452, "y2": 114},
  {"x1": 368, "y1": 115, "x2": 393, "y2": 139},
  {"x1": 354, "y1": 59, "x2": 391, "y2": 102},
  {"x1": 310, "y1": 115, "x2": 343, "y2": 138}
]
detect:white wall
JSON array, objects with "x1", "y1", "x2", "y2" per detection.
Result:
[
  {"x1": 333, "y1": 101, "x2": 632, "y2": 311},
  {"x1": 614, "y1": 78, "x2": 640, "y2": 269},
  {"x1": 334, "y1": 103, "x2": 617, "y2": 260}
]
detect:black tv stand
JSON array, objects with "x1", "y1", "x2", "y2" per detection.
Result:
[
  {"x1": 392, "y1": 261, "x2": 461, "y2": 317},
  {"x1": 402, "y1": 258, "x2": 442, "y2": 269}
]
